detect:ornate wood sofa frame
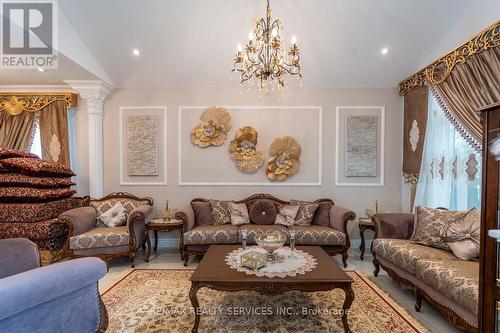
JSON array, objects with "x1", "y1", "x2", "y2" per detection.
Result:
[
  {"x1": 59, "y1": 192, "x2": 153, "y2": 268},
  {"x1": 175, "y1": 193, "x2": 356, "y2": 267},
  {"x1": 371, "y1": 213, "x2": 479, "y2": 333}
]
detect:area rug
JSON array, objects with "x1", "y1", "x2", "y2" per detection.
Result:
[{"x1": 102, "y1": 269, "x2": 430, "y2": 333}]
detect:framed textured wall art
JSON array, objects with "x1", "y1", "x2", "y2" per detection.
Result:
[
  {"x1": 178, "y1": 106, "x2": 322, "y2": 186},
  {"x1": 335, "y1": 106, "x2": 385, "y2": 186},
  {"x1": 119, "y1": 106, "x2": 168, "y2": 185}
]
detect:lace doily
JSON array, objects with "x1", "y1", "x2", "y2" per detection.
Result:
[{"x1": 225, "y1": 246, "x2": 317, "y2": 278}]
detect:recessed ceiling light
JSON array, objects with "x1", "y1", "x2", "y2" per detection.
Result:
[
  {"x1": 381, "y1": 47, "x2": 389, "y2": 55},
  {"x1": 132, "y1": 48, "x2": 140, "y2": 56},
  {"x1": 37, "y1": 68, "x2": 45, "y2": 72}
]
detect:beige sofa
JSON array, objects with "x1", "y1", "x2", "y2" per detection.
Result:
[
  {"x1": 175, "y1": 193, "x2": 356, "y2": 267},
  {"x1": 371, "y1": 213, "x2": 479, "y2": 333}
]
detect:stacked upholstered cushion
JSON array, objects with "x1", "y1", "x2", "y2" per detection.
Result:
[{"x1": 0, "y1": 148, "x2": 86, "y2": 251}]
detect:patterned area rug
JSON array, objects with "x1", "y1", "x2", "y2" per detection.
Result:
[{"x1": 102, "y1": 269, "x2": 430, "y2": 333}]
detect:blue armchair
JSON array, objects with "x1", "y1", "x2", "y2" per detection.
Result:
[{"x1": 0, "y1": 238, "x2": 108, "y2": 333}]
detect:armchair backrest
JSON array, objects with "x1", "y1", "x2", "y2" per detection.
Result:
[
  {"x1": 90, "y1": 192, "x2": 153, "y2": 217},
  {"x1": 0, "y1": 238, "x2": 40, "y2": 279}
]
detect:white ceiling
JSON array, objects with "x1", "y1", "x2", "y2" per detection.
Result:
[{"x1": 1, "y1": 0, "x2": 493, "y2": 88}]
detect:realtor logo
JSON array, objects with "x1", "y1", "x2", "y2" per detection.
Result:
[{"x1": 1, "y1": 0, "x2": 58, "y2": 69}]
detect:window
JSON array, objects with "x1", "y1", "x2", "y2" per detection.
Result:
[
  {"x1": 29, "y1": 120, "x2": 42, "y2": 158},
  {"x1": 414, "y1": 92, "x2": 482, "y2": 211}
]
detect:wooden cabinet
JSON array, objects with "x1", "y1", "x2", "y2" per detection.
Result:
[{"x1": 479, "y1": 101, "x2": 500, "y2": 333}]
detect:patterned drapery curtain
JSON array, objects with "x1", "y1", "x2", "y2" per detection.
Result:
[
  {"x1": 433, "y1": 47, "x2": 500, "y2": 150},
  {"x1": 39, "y1": 100, "x2": 71, "y2": 167},
  {"x1": 0, "y1": 111, "x2": 38, "y2": 151},
  {"x1": 414, "y1": 92, "x2": 482, "y2": 211}
]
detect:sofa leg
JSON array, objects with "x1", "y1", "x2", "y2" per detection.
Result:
[
  {"x1": 415, "y1": 290, "x2": 422, "y2": 312},
  {"x1": 183, "y1": 253, "x2": 189, "y2": 266},
  {"x1": 129, "y1": 252, "x2": 135, "y2": 268},
  {"x1": 341, "y1": 251, "x2": 348, "y2": 268},
  {"x1": 373, "y1": 259, "x2": 380, "y2": 277}
]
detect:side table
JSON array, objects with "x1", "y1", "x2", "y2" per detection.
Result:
[
  {"x1": 145, "y1": 218, "x2": 184, "y2": 262},
  {"x1": 359, "y1": 218, "x2": 375, "y2": 260}
]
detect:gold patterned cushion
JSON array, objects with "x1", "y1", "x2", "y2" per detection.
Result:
[
  {"x1": 209, "y1": 200, "x2": 232, "y2": 225},
  {"x1": 290, "y1": 200, "x2": 319, "y2": 226},
  {"x1": 0, "y1": 148, "x2": 39, "y2": 160},
  {"x1": 372, "y1": 238, "x2": 456, "y2": 274},
  {"x1": 0, "y1": 173, "x2": 75, "y2": 188},
  {"x1": 91, "y1": 198, "x2": 151, "y2": 216},
  {"x1": 1, "y1": 157, "x2": 75, "y2": 177},
  {"x1": 238, "y1": 225, "x2": 288, "y2": 244},
  {"x1": 69, "y1": 226, "x2": 129, "y2": 250},
  {"x1": 0, "y1": 187, "x2": 76, "y2": 203},
  {"x1": 416, "y1": 259, "x2": 479, "y2": 314},
  {"x1": 412, "y1": 206, "x2": 468, "y2": 251},
  {"x1": 183, "y1": 225, "x2": 239, "y2": 245},
  {"x1": 289, "y1": 226, "x2": 346, "y2": 246}
]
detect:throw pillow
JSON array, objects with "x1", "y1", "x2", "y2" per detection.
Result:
[
  {"x1": 0, "y1": 173, "x2": 75, "y2": 188},
  {"x1": 439, "y1": 208, "x2": 480, "y2": 260},
  {"x1": 191, "y1": 201, "x2": 213, "y2": 226},
  {"x1": 0, "y1": 187, "x2": 76, "y2": 203},
  {"x1": 290, "y1": 200, "x2": 319, "y2": 226},
  {"x1": 98, "y1": 202, "x2": 127, "y2": 227},
  {"x1": 249, "y1": 199, "x2": 277, "y2": 225},
  {"x1": 312, "y1": 201, "x2": 332, "y2": 227},
  {"x1": 1, "y1": 158, "x2": 75, "y2": 177},
  {"x1": 275, "y1": 204, "x2": 300, "y2": 227},
  {"x1": 209, "y1": 199, "x2": 232, "y2": 225},
  {"x1": 411, "y1": 206, "x2": 468, "y2": 251},
  {"x1": 0, "y1": 148, "x2": 39, "y2": 160},
  {"x1": 228, "y1": 202, "x2": 250, "y2": 226}
]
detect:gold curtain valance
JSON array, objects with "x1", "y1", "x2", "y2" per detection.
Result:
[
  {"x1": 0, "y1": 93, "x2": 78, "y2": 116},
  {"x1": 399, "y1": 20, "x2": 500, "y2": 96}
]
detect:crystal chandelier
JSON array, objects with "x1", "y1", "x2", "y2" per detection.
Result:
[{"x1": 232, "y1": 0, "x2": 302, "y2": 91}]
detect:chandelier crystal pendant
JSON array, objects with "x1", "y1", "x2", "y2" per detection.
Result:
[{"x1": 232, "y1": 0, "x2": 302, "y2": 92}]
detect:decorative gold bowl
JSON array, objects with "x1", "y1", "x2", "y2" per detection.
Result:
[{"x1": 255, "y1": 231, "x2": 287, "y2": 262}]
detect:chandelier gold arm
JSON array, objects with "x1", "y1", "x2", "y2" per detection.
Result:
[
  {"x1": 0, "y1": 93, "x2": 78, "y2": 115},
  {"x1": 399, "y1": 20, "x2": 499, "y2": 96}
]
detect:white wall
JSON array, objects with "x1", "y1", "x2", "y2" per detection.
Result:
[{"x1": 73, "y1": 87, "x2": 404, "y2": 241}]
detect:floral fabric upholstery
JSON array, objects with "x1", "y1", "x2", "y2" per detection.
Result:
[
  {"x1": 0, "y1": 173, "x2": 75, "y2": 188},
  {"x1": 0, "y1": 187, "x2": 76, "y2": 203},
  {"x1": 91, "y1": 198, "x2": 151, "y2": 217},
  {"x1": 411, "y1": 206, "x2": 468, "y2": 251},
  {"x1": 1, "y1": 157, "x2": 75, "y2": 177},
  {"x1": 70, "y1": 226, "x2": 130, "y2": 250},
  {"x1": 238, "y1": 225, "x2": 287, "y2": 244},
  {"x1": 0, "y1": 218, "x2": 68, "y2": 251},
  {"x1": 289, "y1": 226, "x2": 346, "y2": 246},
  {"x1": 209, "y1": 200, "x2": 232, "y2": 225},
  {"x1": 416, "y1": 259, "x2": 479, "y2": 314},
  {"x1": 183, "y1": 225, "x2": 239, "y2": 245},
  {"x1": 372, "y1": 238, "x2": 456, "y2": 274},
  {"x1": 0, "y1": 197, "x2": 89, "y2": 223},
  {"x1": 290, "y1": 200, "x2": 319, "y2": 226},
  {"x1": 0, "y1": 147, "x2": 39, "y2": 159}
]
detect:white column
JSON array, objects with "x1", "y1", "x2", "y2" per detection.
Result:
[{"x1": 64, "y1": 80, "x2": 113, "y2": 198}]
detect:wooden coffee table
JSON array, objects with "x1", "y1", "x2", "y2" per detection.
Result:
[{"x1": 189, "y1": 245, "x2": 354, "y2": 333}]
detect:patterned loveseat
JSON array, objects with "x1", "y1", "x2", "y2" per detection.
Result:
[
  {"x1": 371, "y1": 213, "x2": 479, "y2": 333},
  {"x1": 175, "y1": 193, "x2": 356, "y2": 267},
  {"x1": 59, "y1": 192, "x2": 153, "y2": 267}
]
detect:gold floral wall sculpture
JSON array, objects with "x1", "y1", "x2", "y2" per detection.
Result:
[
  {"x1": 191, "y1": 106, "x2": 231, "y2": 148},
  {"x1": 228, "y1": 126, "x2": 265, "y2": 173},
  {"x1": 266, "y1": 136, "x2": 301, "y2": 181}
]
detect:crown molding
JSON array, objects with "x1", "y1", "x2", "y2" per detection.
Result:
[
  {"x1": 63, "y1": 80, "x2": 114, "y2": 98},
  {"x1": 0, "y1": 85, "x2": 75, "y2": 93}
]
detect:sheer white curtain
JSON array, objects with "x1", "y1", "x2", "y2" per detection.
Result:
[{"x1": 414, "y1": 91, "x2": 482, "y2": 211}]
